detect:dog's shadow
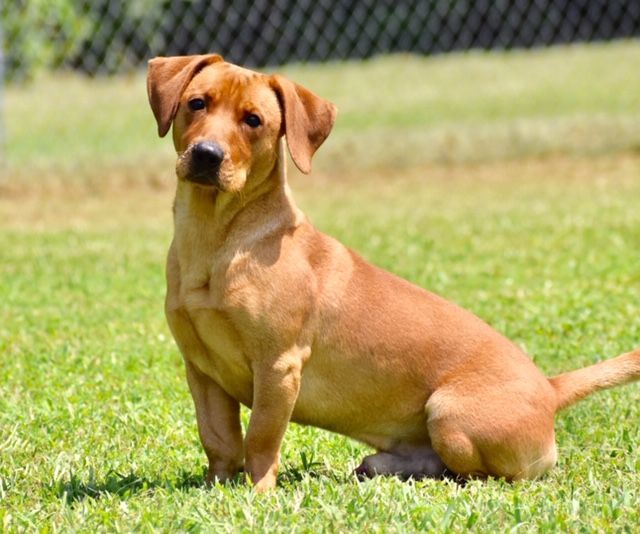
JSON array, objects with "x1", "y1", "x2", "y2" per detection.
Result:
[
  {"x1": 50, "y1": 468, "x2": 208, "y2": 503},
  {"x1": 51, "y1": 459, "x2": 462, "y2": 503},
  {"x1": 50, "y1": 460, "x2": 334, "y2": 503}
]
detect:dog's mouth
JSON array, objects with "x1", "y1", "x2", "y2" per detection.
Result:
[
  {"x1": 176, "y1": 141, "x2": 249, "y2": 193},
  {"x1": 177, "y1": 141, "x2": 227, "y2": 188},
  {"x1": 185, "y1": 169, "x2": 221, "y2": 187}
]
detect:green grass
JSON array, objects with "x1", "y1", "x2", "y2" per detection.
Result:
[
  {"x1": 2, "y1": 42, "x2": 640, "y2": 530},
  {"x1": 4, "y1": 40, "x2": 640, "y2": 176},
  {"x1": 2, "y1": 158, "x2": 640, "y2": 531}
]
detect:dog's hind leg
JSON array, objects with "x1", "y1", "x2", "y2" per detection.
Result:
[
  {"x1": 425, "y1": 385, "x2": 558, "y2": 481},
  {"x1": 354, "y1": 446, "x2": 447, "y2": 480}
]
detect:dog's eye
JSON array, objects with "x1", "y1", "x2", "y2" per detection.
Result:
[
  {"x1": 188, "y1": 98, "x2": 206, "y2": 111},
  {"x1": 244, "y1": 114, "x2": 261, "y2": 128}
]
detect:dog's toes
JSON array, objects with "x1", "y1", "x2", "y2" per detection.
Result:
[{"x1": 353, "y1": 462, "x2": 374, "y2": 480}]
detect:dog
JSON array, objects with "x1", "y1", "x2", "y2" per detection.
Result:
[{"x1": 146, "y1": 53, "x2": 640, "y2": 492}]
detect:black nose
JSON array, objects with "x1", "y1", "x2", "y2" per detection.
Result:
[
  {"x1": 191, "y1": 141, "x2": 224, "y2": 172},
  {"x1": 187, "y1": 141, "x2": 225, "y2": 185}
]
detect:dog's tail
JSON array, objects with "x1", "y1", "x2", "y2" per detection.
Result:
[{"x1": 548, "y1": 348, "x2": 640, "y2": 411}]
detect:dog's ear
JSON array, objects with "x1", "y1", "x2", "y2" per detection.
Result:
[
  {"x1": 147, "y1": 54, "x2": 223, "y2": 137},
  {"x1": 270, "y1": 75, "x2": 337, "y2": 174}
]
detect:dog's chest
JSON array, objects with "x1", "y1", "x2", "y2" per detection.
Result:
[
  {"x1": 168, "y1": 251, "x2": 262, "y2": 406},
  {"x1": 187, "y1": 307, "x2": 254, "y2": 405}
]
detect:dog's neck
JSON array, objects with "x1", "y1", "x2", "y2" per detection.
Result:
[{"x1": 172, "y1": 138, "x2": 305, "y2": 256}]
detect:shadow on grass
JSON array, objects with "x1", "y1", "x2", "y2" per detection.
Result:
[
  {"x1": 50, "y1": 467, "x2": 212, "y2": 504},
  {"x1": 278, "y1": 451, "x2": 338, "y2": 485},
  {"x1": 50, "y1": 452, "x2": 459, "y2": 503},
  {"x1": 49, "y1": 453, "x2": 331, "y2": 504}
]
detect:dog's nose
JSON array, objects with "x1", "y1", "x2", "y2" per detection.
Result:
[{"x1": 192, "y1": 141, "x2": 224, "y2": 170}]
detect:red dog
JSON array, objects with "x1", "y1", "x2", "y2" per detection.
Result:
[{"x1": 147, "y1": 53, "x2": 640, "y2": 491}]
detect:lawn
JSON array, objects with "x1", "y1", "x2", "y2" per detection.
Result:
[
  {"x1": 1, "y1": 42, "x2": 640, "y2": 531},
  {"x1": 4, "y1": 40, "x2": 640, "y2": 179}
]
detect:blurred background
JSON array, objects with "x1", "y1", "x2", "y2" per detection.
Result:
[
  {"x1": 6, "y1": 0, "x2": 639, "y2": 77},
  {"x1": 1, "y1": 0, "x2": 639, "y2": 199}
]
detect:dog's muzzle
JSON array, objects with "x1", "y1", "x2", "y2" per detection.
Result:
[{"x1": 186, "y1": 141, "x2": 225, "y2": 185}]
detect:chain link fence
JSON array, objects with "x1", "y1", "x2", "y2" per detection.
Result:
[{"x1": 4, "y1": 0, "x2": 640, "y2": 81}]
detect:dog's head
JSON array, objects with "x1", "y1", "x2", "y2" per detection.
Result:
[{"x1": 147, "y1": 54, "x2": 337, "y2": 192}]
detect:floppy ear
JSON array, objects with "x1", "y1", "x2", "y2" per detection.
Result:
[
  {"x1": 146, "y1": 53, "x2": 223, "y2": 137},
  {"x1": 270, "y1": 75, "x2": 337, "y2": 174}
]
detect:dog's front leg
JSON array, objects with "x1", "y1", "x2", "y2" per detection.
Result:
[
  {"x1": 245, "y1": 347, "x2": 308, "y2": 492},
  {"x1": 185, "y1": 359, "x2": 244, "y2": 483}
]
